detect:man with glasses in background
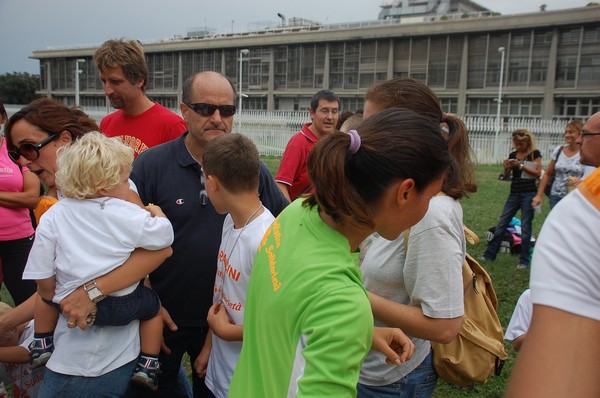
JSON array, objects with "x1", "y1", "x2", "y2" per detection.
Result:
[
  {"x1": 130, "y1": 71, "x2": 287, "y2": 397},
  {"x1": 94, "y1": 38, "x2": 186, "y2": 156},
  {"x1": 506, "y1": 111, "x2": 600, "y2": 397},
  {"x1": 275, "y1": 90, "x2": 340, "y2": 201}
]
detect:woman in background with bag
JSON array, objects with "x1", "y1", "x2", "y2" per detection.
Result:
[
  {"x1": 357, "y1": 78, "x2": 476, "y2": 398},
  {"x1": 482, "y1": 129, "x2": 542, "y2": 269},
  {"x1": 532, "y1": 120, "x2": 594, "y2": 209}
]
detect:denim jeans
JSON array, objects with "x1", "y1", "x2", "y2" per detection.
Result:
[
  {"x1": 357, "y1": 351, "x2": 437, "y2": 398},
  {"x1": 484, "y1": 191, "x2": 536, "y2": 266},
  {"x1": 549, "y1": 194, "x2": 562, "y2": 209},
  {"x1": 39, "y1": 357, "x2": 137, "y2": 398}
]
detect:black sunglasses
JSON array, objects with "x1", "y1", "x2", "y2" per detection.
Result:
[
  {"x1": 8, "y1": 134, "x2": 59, "y2": 163},
  {"x1": 185, "y1": 103, "x2": 236, "y2": 118},
  {"x1": 512, "y1": 132, "x2": 525, "y2": 137}
]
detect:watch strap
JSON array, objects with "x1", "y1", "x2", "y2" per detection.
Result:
[{"x1": 83, "y1": 279, "x2": 106, "y2": 303}]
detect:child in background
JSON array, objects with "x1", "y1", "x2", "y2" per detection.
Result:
[
  {"x1": 0, "y1": 301, "x2": 45, "y2": 397},
  {"x1": 22, "y1": 132, "x2": 174, "y2": 391},
  {"x1": 194, "y1": 134, "x2": 275, "y2": 398},
  {"x1": 33, "y1": 184, "x2": 58, "y2": 225},
  {"x1": 505, "y1": 288, "x2": 532, "y2": 352}
]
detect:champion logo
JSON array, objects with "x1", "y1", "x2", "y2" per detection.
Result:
[{"x1": 175, "y1": 199, "x2": 185, "y2": 205}]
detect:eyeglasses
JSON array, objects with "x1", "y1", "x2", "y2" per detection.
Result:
[
  {"x1": 316, "y1": 108, "x2": 339, "y2": 116},
  {"x1": 581, "y1": 131, "x2": 600, "y2": 138},
  {"x1": 512, "y1": 131, "x2": 527, "y2": 138},
  {"x1": 8, "y1": 134, "x2": 58, "y2": 163},
  {"x1": 185, "y1": 103, "x2": 236, "y2": 118}
]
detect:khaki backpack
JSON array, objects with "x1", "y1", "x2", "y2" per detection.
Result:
[{"x1": 404, "y1": 225, "x2": 507, "y2": 387}]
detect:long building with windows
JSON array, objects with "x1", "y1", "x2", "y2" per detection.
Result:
[{"x1": 32, "y1": 4, "x2": 600, "y2": 119}]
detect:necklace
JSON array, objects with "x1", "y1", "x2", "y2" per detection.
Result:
[
  {"x1": 224, "y1": 202, "x2": 263, "y2": 257},
  {"x1": 215, "y1": 202, "x2": 263, "y2": 302}
]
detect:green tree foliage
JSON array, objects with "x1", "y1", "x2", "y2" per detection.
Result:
[{"x1": 0, "y1": 72, "x2": 40, "y2": 105}]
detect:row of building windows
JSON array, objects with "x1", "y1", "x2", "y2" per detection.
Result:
[{"x1": 39, "y1": 24, "x2": 600, "y2": 95}]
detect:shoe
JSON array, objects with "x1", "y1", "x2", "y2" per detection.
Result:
[
  {"x1": 516, "y1": 264, "x2": 528, "y2": 269},
  {"x1": 28, "y1": 336, "x2": 54, "y2": 369},
  {"x1": 479, "y1": 255, "x2": 492, "y2": 262},
  {"x1": 131, "y1": 357, "x2": 160, "y2": 391}
]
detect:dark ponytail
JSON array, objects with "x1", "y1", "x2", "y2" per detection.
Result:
[{"x1": 305, "y1": 107, "x2": 452, "y2": 228}]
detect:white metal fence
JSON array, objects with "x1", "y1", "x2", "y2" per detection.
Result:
[
  {"x1": 240, "y1": 111, "x2": 569, "y2": 166},
  {"x1": 4, "y1": 105, "x2": 569, "y2": 165}
]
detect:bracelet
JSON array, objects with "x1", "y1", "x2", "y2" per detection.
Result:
[{"x1": 86, "y1": 306, "x2": 97, "y2": 325}]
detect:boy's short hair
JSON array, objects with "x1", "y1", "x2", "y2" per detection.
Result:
[
  {"x1": 202, "y1": 134, "x2": 260, "y2": 194},
  {"x1": 55, "y1": 131, "x2": 134, "y2": 199}
]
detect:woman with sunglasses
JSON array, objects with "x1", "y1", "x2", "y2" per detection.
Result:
[
  {"x1": 482, "y1": 128, "x2": 542, "y2": 269},
  {"x1": 3, "y1": 98, "x2": 173, "y2": 396},
  {"x1": 0, "y1": 102, "x2": 39, "y2": 306}
]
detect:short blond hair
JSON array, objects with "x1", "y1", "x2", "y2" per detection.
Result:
[
  {"x1": 511, "y1": 128, "x2": 537, "y2": 152},
  {"x1": 55, "y1": 132, "x2": 134, "y2": 199}
]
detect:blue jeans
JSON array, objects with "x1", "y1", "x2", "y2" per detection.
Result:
[
  {"x1": 39, "y1": 357, "x2": 137, "y2": 398},
  {"x1": 357, "y1": 351, "x2": 437, "y2": 398},
  {"x1": 549, "y1": 194, "x2": 562, "y2": 209},
  {"x1": 484, "y1": 191, "x2": 536, "y2": 266}
]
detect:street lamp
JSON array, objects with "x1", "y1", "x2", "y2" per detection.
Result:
[
  {"x1": 238, "y1": 49, "x2": 250, "y2": 133},
  {"x1": 75, "y1": 59, "x2": 85, "y2": 107},
  {"x1": 493, "y1": 47, "x2": 506, "y2": 163}
]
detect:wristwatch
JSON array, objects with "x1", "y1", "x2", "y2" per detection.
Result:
[{"x1": 83, "y1": 279, "x2": 106, "y2": 303}]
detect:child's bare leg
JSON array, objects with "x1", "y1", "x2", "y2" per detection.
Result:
[{"x1": 139, "y1": 312, "x2": 162, "y2": 356}]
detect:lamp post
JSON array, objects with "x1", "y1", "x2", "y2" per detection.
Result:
[
  {"x1": 238, "y1": 49, "x2": 250, "y2": 133},
  {"x1": 493, "y1": 47, "x2": 506, "y2": 163},
  {"x1": 75, "y1": 59, "x2": 85, "y2": 107}
]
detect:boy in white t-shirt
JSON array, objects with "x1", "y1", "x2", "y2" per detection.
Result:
[
  {"x1": 505, "y1": 288, "x2": 532, "y2": 352},
  {"x1": 22, "y1": 132, "x2": 174, "y2": 391},
  {"x1": 0, "y1": 302, "x2": 45, "y2": 397},
  {"x1": 194, "y1": 134, "x2": 275, "y2": 398}
]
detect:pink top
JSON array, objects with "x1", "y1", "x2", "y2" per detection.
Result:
[{"x1": 0, "y1": 138, "x2": 35, "y2": 240}]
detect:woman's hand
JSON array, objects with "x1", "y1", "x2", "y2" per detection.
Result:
[
  {"x1": 532, "y1": 195, "x2": 543, "y2": 208},
  {"x1": 371, "y1": 326, "x2": 415, "y2": 366},
  {"x1": 60, "y1": 286, "x2": 95, "y2": 330}
]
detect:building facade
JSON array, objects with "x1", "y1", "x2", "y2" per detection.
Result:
[{"x1": 32, "y1": 5, "x2": 600, "y2": 119}]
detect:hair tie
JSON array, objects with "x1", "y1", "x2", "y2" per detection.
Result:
[
  {"x1": 347, "y1": 129, "x2": 361, "y2": 155},
  {"x1": 441, "y1": 112, "x2": 448, "y2": 123}
]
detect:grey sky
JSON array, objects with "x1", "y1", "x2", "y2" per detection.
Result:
[{"x1": 0, "y1": 0, "x2": 590, "y2": 74}]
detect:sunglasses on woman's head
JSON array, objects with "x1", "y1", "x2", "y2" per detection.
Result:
[
  {"x1": 185, "y1": 103, "x2": 236, "y2": 118},
  {"x1": 8, "y1": 134, "x2": 59, "y2": 163}
]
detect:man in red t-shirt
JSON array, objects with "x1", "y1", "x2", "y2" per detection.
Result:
[
  {"x1": 94, "y1": 39, "x2": 186, "y2": 156},
  {"x1": 275, "y1": 90, "x2": 340, "y2": 201}
]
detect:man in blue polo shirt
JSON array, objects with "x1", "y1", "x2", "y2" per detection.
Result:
[{"x1": 130, "y1": 71, "x2": 288, "y2": 397}]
